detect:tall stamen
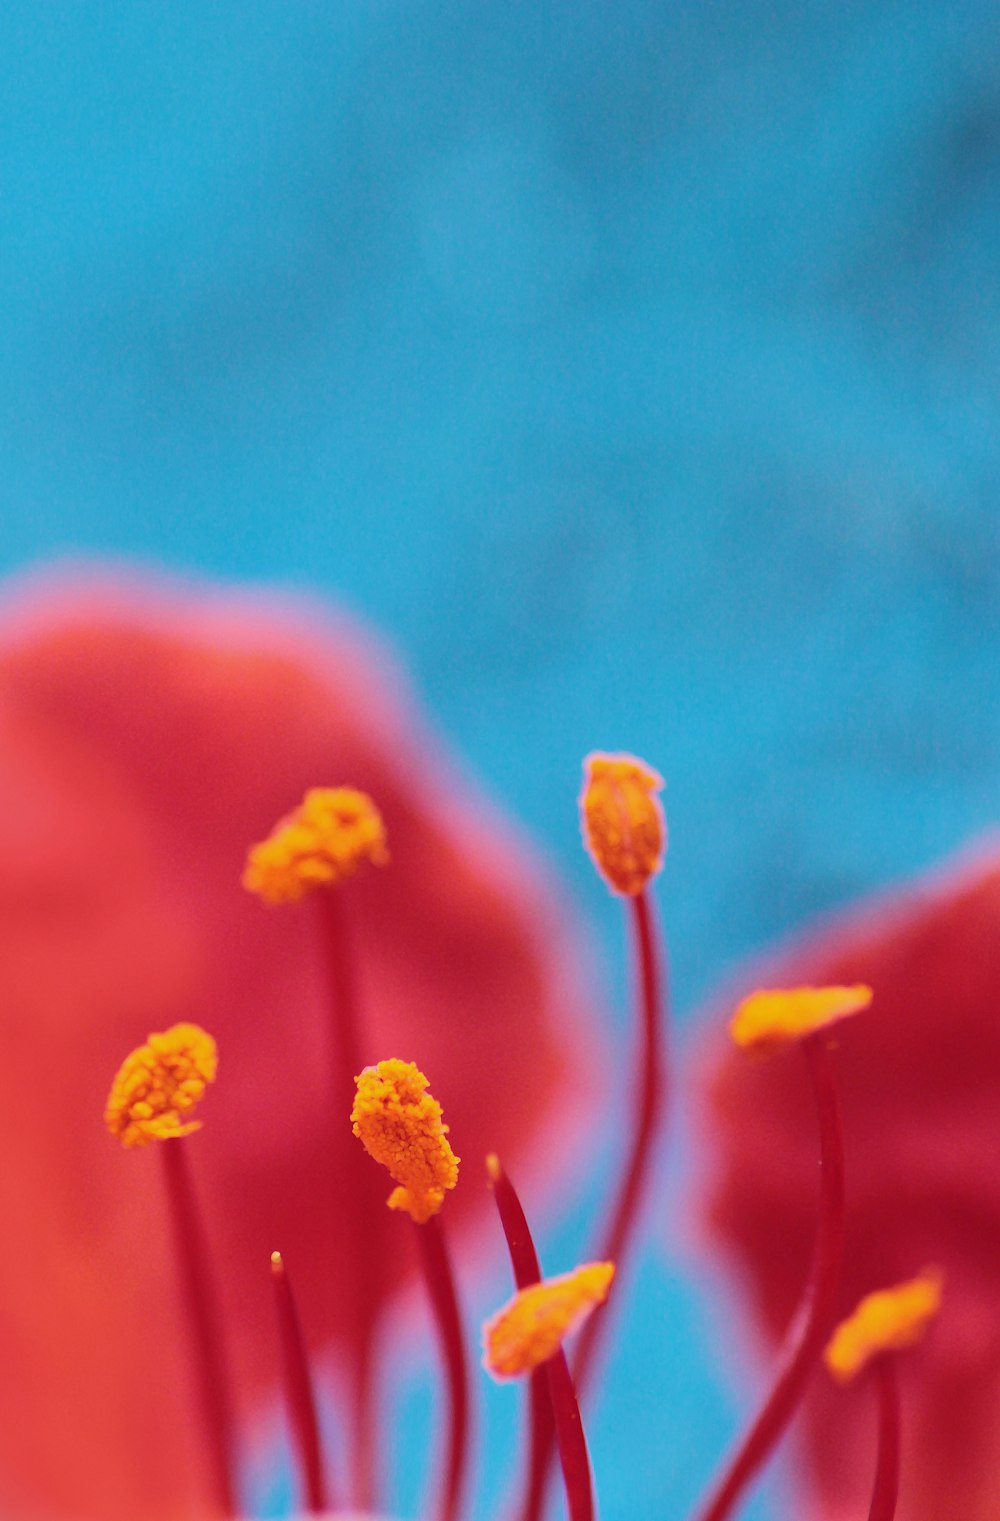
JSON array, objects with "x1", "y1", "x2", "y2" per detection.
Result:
[
  {"x1": 271, "y1": 1251, "x2": 331, "y2": 1515},
  {"x1": 483, "y1": 1261, "x2": 615, "y2": 1521},
  {"x1": 825, "y1": 1272, "x2": 943, "y2": 1521},
  {"x1": 105, "y1": 1024, "x2": 237, "y2": 1517},
  {"x1": 352, "y1": 1059, "x2": 470, "y2": 1521},
  {"x1": 244, "y1": 785, "x2": 389, "y2": 1507},
  {"x1": 693, "y1": 985, "x2": 871, "y2": 1521}
]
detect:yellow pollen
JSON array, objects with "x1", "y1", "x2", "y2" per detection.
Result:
[
  {"x1": 729, "y1": 984, "x2": 873, "y2": 1054},
  {"x1": 825, "y1": 1270, "x2": 943, "y2": 1382},
  {"x1": 351, "y1": 1059, "x2": 459, "y2": 1223},
  {"x1": 242, "y1": 786, "x2": 388, "y2": 904},
  {"x1": 580, "y1": 752, "x2": 666, "y2": 896},
  {"x1": 483, "y1": 1261, "x2": 616, "y2": 1379},
  {"x1": 104, "y1": 1023, "x2": 218, "y2": 1148}
]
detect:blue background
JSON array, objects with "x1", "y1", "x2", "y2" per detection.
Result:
[{"x1": 3, "y1": 5, "x2": 1000, "y2": 1517}]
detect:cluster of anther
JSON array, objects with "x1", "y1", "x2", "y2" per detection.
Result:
[
  {"x1": 242, "y1": 785, "x2": 388, "y2": 904},
  {"x1": 104, "y1": 1022, "x2": 218, "y2": 1148},
  {"x1": 351, "y1": 1058, "x2": 460, "y2": 1223}
]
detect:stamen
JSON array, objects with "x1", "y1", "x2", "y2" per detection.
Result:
[
  {"x1": 270, "y1": 1251, "x2": 331, "y2": 1515},
  {"x1": 579, "y1": 752, "x2": 665, "y2": 897},
  {"x1": 487, "y1": 1156, "x2": 598, "y2": 1521},
  {"x1": 104, "y1": 1022, "x2": 217, "y2": 1147},
  {"x1": 106, "y1": 1026, "x2": 237, "y2": 1513},
  {"x1": 825, "y1": 1276, "x2": 941, "y2": 1521},
  {"x1": 352, "y1": 1062, "x2": 469, "y2": 1521},
  {"x1": 242, "y1": 786, "x2": 388, "y2": 904},
  {"x1": 729, "y1": 984, "x2": 873, "y2": 1054},
  {"x1": 825, "y1": 1272, "x2": 943, "y2": 1382},
  {"x1": 351, "y1": 1059, "x2": 459, "y2": 1222},
  {"x1": 484, "y1": 1263, "x2": 615, "y2": 1380},
  {"x1": 693, "y1": 1030, "x2": 850, "y2": 1521}
]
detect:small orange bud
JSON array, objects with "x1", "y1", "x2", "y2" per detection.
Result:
[
  {"x1": 580, "y1": 752, "x2": 665, "y2": 896},
  {"x1": 483, "y1": 1261, "x2": 615, "y2": 1379},
  {"x1": 105, "y1": 1023, "x2": 218, "y2": 1148},
  {"x1": 351, "y1": 1059, "x2": 459, "y2": 1223},
  {"x1": 729, "y1": 984, "x2": 872, "y2": 1054},
  {"x1": 825, "y1": 1270, "x2": 943, "y2": 1382},
  {"x1": 242, "y1": 786, "x2": 388, "y2": 904}
]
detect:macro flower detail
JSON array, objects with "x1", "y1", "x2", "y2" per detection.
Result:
[
  {"x1": 0, "y1": 568, "x2": 597, "y2": 1521},
  {"x1": 483, "y1": 1261, "x2": 615, "y2": 1379},
  {"x1": 826, "y1": 1271, "x2": 943, "y2": 1382},
  {"x1": 243, "y1": 786, "x2": 388, "y2": 904},
  {"x1": 351, "y1": 1058, "x2": 459, "y2": 1222},
  {"x1": 729, "y1": 984, "x2": 873, "y2": 1054},
  {"x1": 579, "y1": 752, "x2": 666, "y2": 896},
  {"x1": 698, "y1": 845, "x2": 1000, "y2": 1521},
  {"x1": 104, "y1": 1023, "x2": 218, "y2": 1147}
]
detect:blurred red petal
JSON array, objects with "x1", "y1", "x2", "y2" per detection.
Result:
[
  {"x1": 0, "y1": 566, "x2": 599, "y2": 1521},
  {"x1": 694, "y1": 844, "x2": 1000, "y2": 1521}
]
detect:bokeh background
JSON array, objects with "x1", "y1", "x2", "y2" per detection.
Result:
[{"x1": 4, "y1": 4, "x2": 1000, "y2": 1518}]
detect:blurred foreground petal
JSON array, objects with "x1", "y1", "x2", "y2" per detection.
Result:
[{"x1": 695, "y1": 844, "x2": 1000, "y2": 1521}]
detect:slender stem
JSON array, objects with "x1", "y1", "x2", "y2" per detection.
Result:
[
  {"x1": 318, "y1": 890, "x2": 380, "y2": 1509},
  {"x1": 160, "y1": 1140, "x2": 238, "y2": 1517},
  {"x1": 573, "y1": 888, "x2": 667, "y2": 1394},
  {"x1": 693, "y1": 1034, "x2": 846, "y2": 1521},
  {"x1": 416, "y1": 1214, "x2": 472, "y2": 1521},
  {"x1": 490, "y1": 1157, "x2": 594, "y2": 1521},
  {"x1": 868, "y1": 1359, "x2": 901, "y2": 1521},
  {"x1": 271, "y1": 1251, "x2": 331, "y2": 1514}
]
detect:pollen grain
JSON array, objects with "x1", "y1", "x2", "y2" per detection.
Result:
[
  {"x1": 483, "y1": 1261, "x2": 616, "y2": 1379},
  {"x1": 351, "y1": 1058, "x2": 459, "y2": 1223},
  {"x1": 243, "y1": 786, "x2": 388, "y2": 904},
  {"x1": 105, "y1": 1022, "x2": 218, "y2": 1148}
]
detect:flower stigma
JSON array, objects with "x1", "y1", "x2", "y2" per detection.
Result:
[{"x1": 243, "y1": 786, "x2": 389, "y2": 904}]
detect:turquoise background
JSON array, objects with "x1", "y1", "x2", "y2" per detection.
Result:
[{"x1": 3, "y1": 5, "x2": 1000, "y2": 1517}]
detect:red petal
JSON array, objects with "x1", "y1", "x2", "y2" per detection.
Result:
[{"x1": 0, "y1": 568, "x2": 600, "y2": 1521}]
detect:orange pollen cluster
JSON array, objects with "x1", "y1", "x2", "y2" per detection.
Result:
[
  {"x1": 351, "y1": 1059, "x2": 459, "y2": 1223},
  {"x1": 242, "y1": 786, "x2": 388, "y2": 904},
  {"x1": 825, "y1": 1270, "x2": 943, "y2": 1382},
  {"x1": 483, "y1": 1261, "x2": 616, "y2": 1379},
  {"x1": 729, "y1": 984, "x2": 873, "y2": 1054},
  {"x1": 580, "y1": 752, "x2": 666, "y2": 896},
  {"x1": 104, "y1": 1023, "x2": 218, "y2": 1148}
]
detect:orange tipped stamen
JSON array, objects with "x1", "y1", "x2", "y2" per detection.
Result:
[
  {"x1": 580, "y1": 752, "x2": 666, "y2": 896},
  {"x1": 694, "y1": 1034, "x2": 847, "y2": 1521},
  {"x1": 826, "y1": 1272, "x2": 942, "y2": 1383},
  {"x1": 351, "y1": 1059, "x2": 459, "y2": 1222},
  {"x1": 242, "y1": 786, "x2": 388, "y2": 904},
  {"x1": 270, "y1": 1251, "x2": 331, "y2": 1514},
  {"x1": 104, "y1": 1022, "x2": 217, "y2": 1147},
  {"x1": 484, "y1": 1263, "x2": 615, "y2": 1380},
  {"x1": 489, "y1": 1157, "x2": 596, "y2": 1521},
  {"x1": 730, "y1": 984, "x2": 873, "y2": 1054}
]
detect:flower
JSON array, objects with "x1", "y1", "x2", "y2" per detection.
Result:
[
  {"x1": 696, "y1": 843, "x2": 1000, "y2": 1521},
  {"x1": 0, "y1": 566, "x2": 598, "y2": 1521}
]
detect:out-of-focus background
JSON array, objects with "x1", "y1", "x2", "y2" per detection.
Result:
[{"x1": 3, "y1": 5, "x2": 999, "y2": 1518}]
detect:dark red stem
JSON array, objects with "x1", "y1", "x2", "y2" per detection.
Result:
[
  {"x1": 573, "y1": 888, "x2": 667, "y2": 1393},
  {"x1": 693, "y1": 1034, "x2": 847, "y2": 1521},
  {"x1": 318, "y1": 890, "x2": 380, "y2": 1509},
  {"x1": 161, "y1": 1140, "x2": 238, "y2": 1517},
  {"x1": 271, "y1": 1251, "x2": 331, "y2": 1514},
  {"x1": 490, "y1": 1157, "x2": 595, "y2": 1521},
  {"x1": 417, "y1": 1213, "x2": 472, "y2": 1521},
  {"x1": 868, "y1": 1358, "x2": 901, "y2": 1521}
]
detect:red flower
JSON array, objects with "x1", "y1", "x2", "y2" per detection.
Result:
[
  {"x1": 0, "y1": 567, "x2": 597, "y2": 1521},
  {"x1": 696, "y1": 844, "x2": 1000, "y2": 1521}
]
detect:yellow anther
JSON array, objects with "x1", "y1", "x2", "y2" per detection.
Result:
[
  {"x1": 104, "y1": 1023, "x2": 218, "y2": 1148},
  {"x1": 580, "y1": 753, "x2": 666, "y2": 896},
  {"x1": 483, "y1": 1262, "x2": 616, "y2": 1379},
  {"x1": 729, "y1": 984, "x2": 873, "y2": 1054},
  {"x1": 825, "y1": 1270, "x2": 943, "y2": 1382},
  {"x1": 351, "y1": 1059, "x2": 459, "y2": 1224},
  {"x1": 242, "y1": 786, "x2": 388, "y2": 904}
]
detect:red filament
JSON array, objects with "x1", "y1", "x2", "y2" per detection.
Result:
[
  {"x1": 416, "y1": 1213, "x2": 472, "y2": 1521},
  {"x1": 270, "y1": 1251, "x2": 331, "y2": 1514},
  {"x1": 868, "y1": 1358, "x2": 901, "y2": 1521}
]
